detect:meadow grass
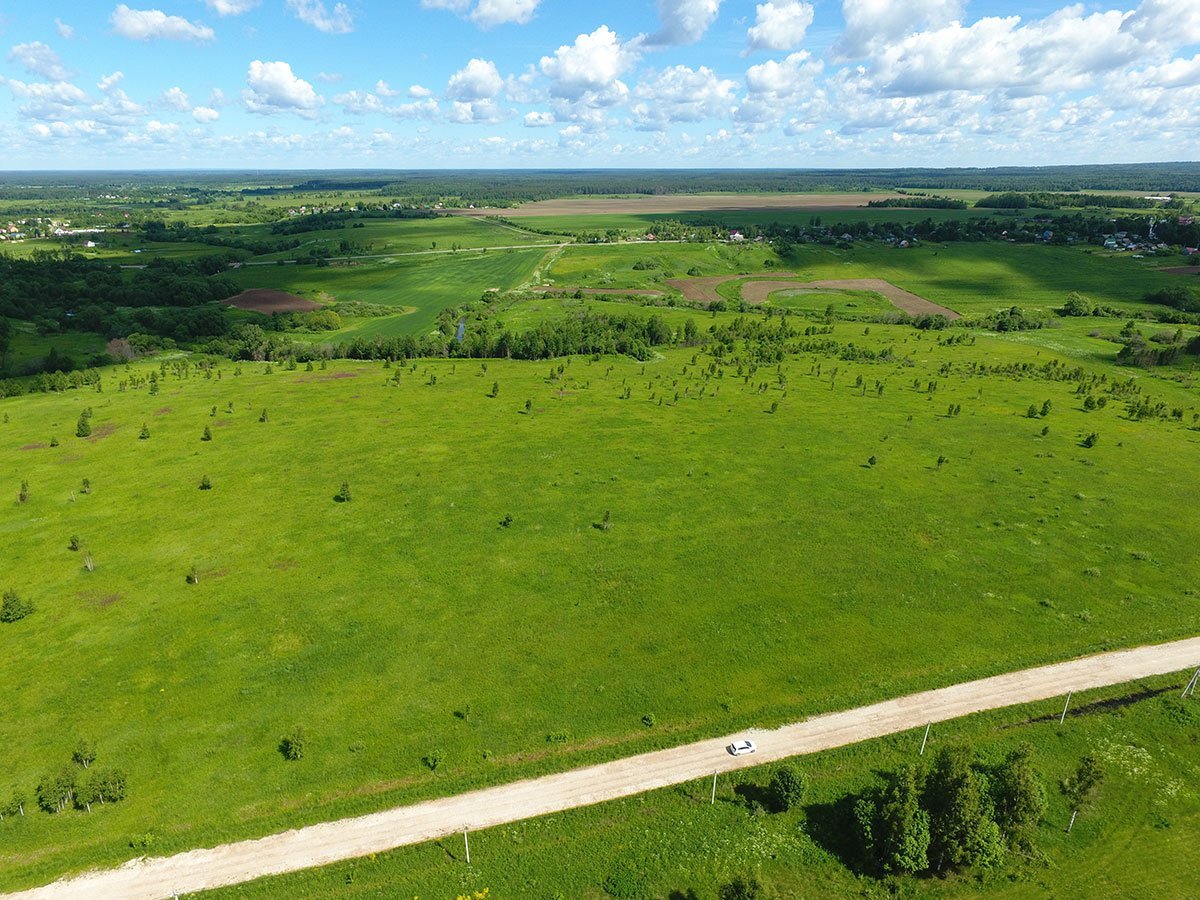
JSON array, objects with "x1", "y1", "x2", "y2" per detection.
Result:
[
  {"x1": 228, "y1": 248, "x2": 547, "y2": 337},
  {"x1": 201, "y1": 671, "x2": 1200, "y2": 898},
  {"x1": 547, "y1": 241, "x2": 1189, "y2": 316},
  {"x1": 2, "y1": 319, "x2": 1199, "y2": 889}
]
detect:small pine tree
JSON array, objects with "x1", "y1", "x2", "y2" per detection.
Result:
[
  {"x1": 868, "y1": 455, "x2": 877, "y2": 467},
  {"x1": 280, "y1": 726, "x2": 306, "y2": 761},
  {"x1": 186, "y1": 565, "x2": 199, "y2": 585},
  {"x1": 335, "y1": 481, "x2": 352, "y2": 503},
  {"x1": 1, "y1": 590, "x2": 34, "y2": 623},
  {"x1": 198, "y1": 475, "x2": 212, "y2": 490},
  {"x1": 139, "y1": 424, "x2": 150, "y2": 440},
  {"x1": 18, "y1": 480, "x2": 30, "y2": 503},
  {"x1": 259, "y1": 409, "x2": 268, "y2": 422},
  {"x1": 1082, "y1": 432, "x2": 1099, "y2": 448},
  {"x1": 80, "y1": 478, "x2": 91, "y2": 495},
  {"x1": 201, "y1": 425, "x2": 212, "y2": 442},
  {"x1": 76, "y1": 414, "x2": 92, "y2": 438},
  {"x1": 68, "y1": 535, "x2": 81, "y2": 551},
  {"x1": 768, "y1": 765, "x2": 807, "y2": 812}
]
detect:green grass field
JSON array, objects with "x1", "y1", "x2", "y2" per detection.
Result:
[
  {"x1": 203, "y1": 672, "x2": 1200, "y2": 898},
  {"x1": 229, "y1": 248, "x2": 547, "y2": 337},
  {"x1": 2, "y1": 315, "x2": 1200, "y2": 890}
]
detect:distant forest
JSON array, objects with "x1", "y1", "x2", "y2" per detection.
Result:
[{"x1": 2, "y1": 163, "x2": 1200, "y2": 204}]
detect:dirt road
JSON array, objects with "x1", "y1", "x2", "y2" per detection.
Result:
[{"x1": 12, "y1": 637, "x2": 1200, "y2": 899}]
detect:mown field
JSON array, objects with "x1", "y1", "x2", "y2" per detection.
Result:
[
  {"x1": 205, "y1": 672, "x2": 1200, "y2": 898},
  {"x1": 3, "y1": 313, "x2": 1200, "y2": 890}
]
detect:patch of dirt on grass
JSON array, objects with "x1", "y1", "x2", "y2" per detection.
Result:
[
  {"x1": 87, "y1": 423, "x2": 119, "y2": 443},
  {"x1": 223, "y1": 289, "x2": 321, "y2": 314},
  {"x1": 666, "y1": 272, "x2": 799, "y2": 302},
  {"x1": 294, "y1": 371, "x2": 361, "y2": 383},
  {"x1": 1157, "y1": 266, "x2": 1200, "y2": 276},
  {"x1": 79, "y1": 590, "x2": 122, "y2": 608},
  {"x1": 272, "y1": 559, "x2": 298, "y2": 571},
  {"x1": 154, "y1": 406, "x2": 173, "y2": 416},
  {"x1": 19, "y1": 442, "x2": 48, "y2": 450}
]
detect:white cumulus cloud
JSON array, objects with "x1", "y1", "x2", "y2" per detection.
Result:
[
  {"x1": 162, "y1": 86, "x2": 190, "y2": 111},
  {"x1": 55, "y1": 19, "x2": 75, "y2": 39},
  {"x1": 745, "y1": 1, "x2": 814, "y2": 54},
  {"x1": 7, "y1": 42, "x2": 73, "y2": 82},
  {"x1": 203, "y1": 0, "x2": 259, "y2": 13},
  {"x1": 648, "y1": 0, "x2": 722, "y2": 46},
  {"x1": 422, "y1": 0, "x2": 540, "y2": 28},
  {"x1": 244, "y1": 60, "x2": 324, "y2": 115},
  {"x1": 192, "y1": 105, "x2": 220, "y2": 123},
  {"x1": 110, "y1": 5, "x2": 215, "y2": 41},
  {"x1": 446, "y1": 58, "x2": 504, "y2": 100},
  {"x1": 286, "y1": 0, "x2": 353, "y2": 34},
  {"x1": 540, "y1": 25, "x2": 640, "y2": 104}
]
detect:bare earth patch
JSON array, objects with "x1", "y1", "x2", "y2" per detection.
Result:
[
  {"x1": 223, "y1": 289, "x2": 321, "y2": 314},
  {"x1": 742, "y1": 278, "x2": 961, "y2": 319},
  {"x1": 86, "y1": 424, "x2": 119, "y2": 443},
  {"x1": 1156, "y1": 266, "x2": 1200, "y2": 276},
  {"x1": 78, "y1": 591, "x2": 122, "y2": 608},
  {"x1": 451, "y1": 193, "x2": 905, "y2": 217},
  {"x1": 154, "y1": 407, "x2": 173, "y2": 416},
  {"x1": 666, "y1": 272, "x2": 799, "y2": 302},
  {"x1": 19, "y1": 443, "x2": 47, "y2": 451},
  {"x1": 295, "y1": 371, "x2": 360, "y2": 383}
]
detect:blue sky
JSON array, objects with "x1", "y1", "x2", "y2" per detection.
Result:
[{"x1": 0, "y1": 0, "x2": 1197, "y2": 169}]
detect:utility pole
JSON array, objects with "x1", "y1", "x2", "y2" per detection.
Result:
[
  {"x1": 919, "y1": 723, "x2": 931, "y2": 756},
  {"x1": 463, "y1": 826, "x2": 470, "y2": 865},
  {"x1": 711, "y1": 770, "x2": 718, "y2": 805},
  {"x1": 1182, "y1": 667, "x2": 1200, "y2": 698},
  {"x1": 1059, "y1": 691, "x2": 1072, "y2": 725}
]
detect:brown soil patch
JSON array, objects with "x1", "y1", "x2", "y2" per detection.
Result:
[
  {"x1": 79, "y1": 590, "x2": 122, "y2": 608},
  {"x1": 87, "y1": 424, "x2": 118, "y2": 443},
  {"x1": 154, "y1": 406, "x2": 173, "y2": 416},
  {"x1": 272, "y1": 559, "x2": 298, "y2": 571},
  {"x1": 20, "y1": 442, "x2": 47, "y2": 451},
  {"x1": 224, "y1": 289, "x2": 321, "y2": 314},
  {"x1": 666, "y1": 272, "x2": 799, "y2": 303},
  {"x1": 743, "y1": 278, "x2": 961, "y2": 319},
  {"x1": 451, "y1": 193, "x2": 906, "y2": 218},
  {"x1": 1157, "y1": 266, "x2": 1200, "y2": 276},
  {"x1": 532, "y1": 287, "x2": 665, "y2": 298},
  {"x1": 294, "y1": 371, "x2": 360, "y2": 383}
]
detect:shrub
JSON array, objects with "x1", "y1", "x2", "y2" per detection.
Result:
[
  {"x1": 17, "y1": 480, "x2": 29, "y2": 503},
  {"x1": 498, "y1": 514, "x2": 513, "y2": 528},
  {"x1": 868, "y1": 455, "x2": 877, "y2": 467},
  {"x1": 719, "y1": 874, "x2": 767, "y2": 900},
  {"x1": 1, "y1": 590, "x2": 34, "y2": 623},
  {"x1": 36, "y1": 767, "x2": 77, "y2": 813},
  {"x1": 72, "y1": 739, "x2": 97, "y2": 769},
  {"x1": 1081, "y1": 432, "x2": 1099, "y2": 448},
  {"x1": 422, "y1": 748, "x2": 445, "y2": 770},
  {"x1": 68, "y1": 535, "x2": 81, "y2": 551},
  {"x1": 768, "y1": 765, "x2": 807, "y2": 812},
  {"x1": 75, "y1": 413, "x2": 91, "y2": 438},
  {"x1": 280, "y1": 726, "x2": 306, "y2": 761},
  {"x1": 641, "y1": 713, "x2": 656, "y2": 727},
  {"x1": 138, "y1": 424, "x2": 150, "y2": 440},
  {"x1": 334, "y1": 481, "x2": 352, "y2": 503},
  {"x1": 201, "y1": 425, "x2": 212, "y2": 442},
  {"x1": 199, "y1": 475, "x2": 212, "y2": 490}
]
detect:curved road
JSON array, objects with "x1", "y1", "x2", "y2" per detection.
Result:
[{"x1": 12, "y1": 636, "x2": 1200, "y2": 899}]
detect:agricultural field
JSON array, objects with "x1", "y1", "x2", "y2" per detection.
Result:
[
  {"x1": 205, "y1": 672, "x2": 1200, "y2": 898},
  {"x1": 3, "y1": 313, "x2": 1200, "y2": 890}
]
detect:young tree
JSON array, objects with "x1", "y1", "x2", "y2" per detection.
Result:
[
  {"x1": 36, "y1": 767, "x2": 77, "y2": 813},
  {"x1": 201, "y1": 425, "x2": 212, "y2": 442},
  {"x1": 925, "y1": 747, "x2": 1005, "y2": 871},
  {"x1": 1061, "y1": 755, "x2": 1105, "y2": 813},
  {"x1": 0, "y1": 590, "x2": 34, "y2": 623},
  {"x1": 991, "y1": 744, "x2": 1047, "y2": 844},
  {"x1": 280, "y1": 726, "x2": 306, "y2": 761},
  {"x1": 17, "y1": 480, "x2": 29, "y2": 504},
  {"x1": 139, "y1": 423, "x2": 150, "y2": 440},
  {"x1": 335, "y1": 481, "x2": 352, "y2": 503},
  {"x1": 72, "y1": 739, "x2": 97, "y2": 769},
  {"x1": 75, "y1": 413, "x2": 92, "y2": 438},
  {"x1": 856, "y1": 764, "x2": 931, "y2": 875},
  {"x1": 91, "y1": 768, "x2": 127, "y2": 803},
  {"x1": 768, "y1": 765, "x2": 807, "y2": 812},
  {"x1": 198, "y1": 475, "x2": 212, "y2": 491}
]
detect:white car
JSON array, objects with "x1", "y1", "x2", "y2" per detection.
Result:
[{"x1": 727, "y1": 739, "x2": 757, "y2": 756}]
